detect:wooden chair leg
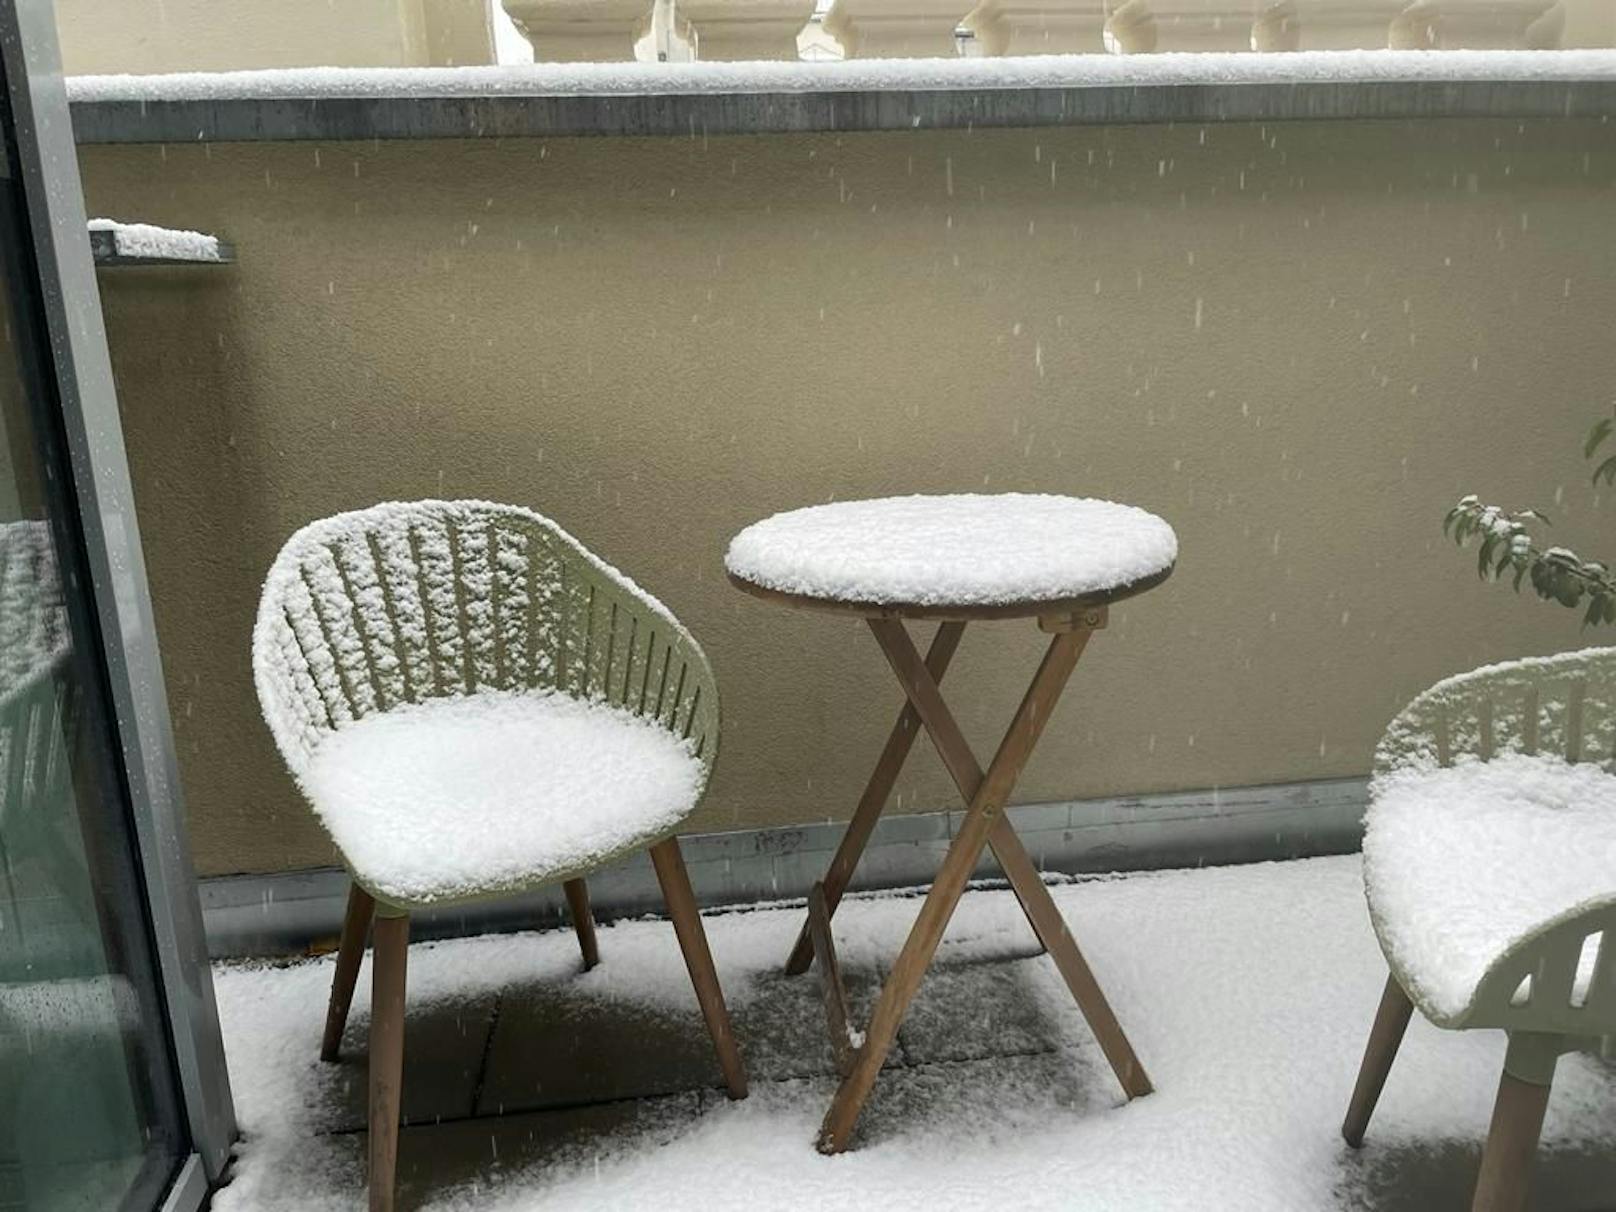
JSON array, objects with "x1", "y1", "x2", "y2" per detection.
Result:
[
  {"x1": 563, "y1": 877, "x2": 600, "y2": 970},
  {"x1": 368, "y1": 914, "x2": 409, "y2": 1212},
  {"x1": 1342, "y1": 972, "x2": 1415, "y2": 1147},
  {"x1": 649, "y1": 836, "x2": 748, "y2": 1100},
  {"x1": 1472, "y1": 1047, "x2": 1556, "y2": 1212},
  {"x1": 321, "y1": 882, "x2": 376, "y2": 1062}
]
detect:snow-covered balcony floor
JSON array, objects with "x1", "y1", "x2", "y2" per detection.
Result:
[{"x1": 213, "y1": 855, "x2": 1616, "y2": 1211}]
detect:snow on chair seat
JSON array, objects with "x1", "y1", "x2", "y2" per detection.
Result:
[
  {"x1": 301, "y1": 689, "x2": 704, "y2": 905},
  {"x1": 1363, "y1": 752, "x2": 1616, "y2": 1026}
]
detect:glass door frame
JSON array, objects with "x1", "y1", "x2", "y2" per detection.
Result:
[{"x1": 0, "y1": 0, "x2": 237, "y2": 1207}]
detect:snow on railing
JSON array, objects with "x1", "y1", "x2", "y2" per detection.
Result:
[{"x1": 499, "y1": 0, "x2": 1575, "y2": 61}]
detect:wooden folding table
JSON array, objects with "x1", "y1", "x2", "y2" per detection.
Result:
[{"x1": 726, "y1": 493, "x2": 1176, "y2": 1154}]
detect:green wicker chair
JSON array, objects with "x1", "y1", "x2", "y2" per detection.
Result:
[
  {"x1": 252, "y1": 500, "x2": 746, "y2": 1212},
  {"x1": 1342, "y1": 646, "x2": 1616, "y2": 1212}
]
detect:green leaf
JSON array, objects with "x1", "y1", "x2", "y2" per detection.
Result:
[{"x1": 1586, "y1": 417, "x2": 1613, "y2": 459}]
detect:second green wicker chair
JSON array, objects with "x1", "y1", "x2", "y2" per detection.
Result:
[
  {"x1": 1342, "y1": 647, "x2": 1616, "y2": 1212},
  {"x1": 252, "y1": 499, "x2": 746, "y2": 1212}
]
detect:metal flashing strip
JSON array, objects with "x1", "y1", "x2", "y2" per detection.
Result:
[
  {"x1": 67, "y1": 77, "x2": 1616, "y2": 144},
  {"x1": 202, "y1": 775, "x2": 1367, "y2": 958}
]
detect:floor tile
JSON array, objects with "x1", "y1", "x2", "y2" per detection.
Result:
[
  {"x1": 393, "y1": 1094, "x2": 701, "y2": 1211},
  {"x1": 898, "y1": 953, "x2": 1067, "y2": 1063},
  {"x1": 476, "y1": 980, "x2": 726, "y2": 1115},
  {"x1": 324, "y1": 991, "x2": 499, "y2": 1131},
  {"x1": 726, "y1": 962, "x2": 893, "y2": 1081},
  {"x1": 1341, "y1": 1136, "x2": 1616, "y2": 1212}
]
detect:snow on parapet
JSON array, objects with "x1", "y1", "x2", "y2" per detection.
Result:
[
  {"x1": 65, "y1": 48, "x2": 1616, "y2": 105},
  {"x1": 87, "y1": 218, "x2": 222, "y2": 263}
]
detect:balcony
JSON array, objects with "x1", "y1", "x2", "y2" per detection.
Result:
[{"x1": 5, "y1": 0, "x2": 1616, "y2": 1209}]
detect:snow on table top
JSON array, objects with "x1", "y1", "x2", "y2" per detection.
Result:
[
  {"x1": 301, "y1": 689, "x2": 703, "y2": 905},
  {"x1": 87, "y1": 217, "x2": 222, "y2": 262},
  {"x1": 726, "y1": 493, "x2": 1176, "y2": 608},
  {"x1": 1363, "y1": 752, "x2": 1616, "y2": 1022},
  {"x1": 65, "y1": 49, "x2": 1616, "y2": 105}
]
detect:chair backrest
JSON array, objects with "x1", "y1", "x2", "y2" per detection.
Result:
[
  {"x1": 252, "y1": 500, "x2": 720, "y2": 780},
  {"x1": 1375, "y1": 646, "x2": 1616, "y2": 779}
]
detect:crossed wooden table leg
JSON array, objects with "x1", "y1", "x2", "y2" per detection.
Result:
[{"x1": 790, "y1": 608, "x2": 1153, "y2": 1155}]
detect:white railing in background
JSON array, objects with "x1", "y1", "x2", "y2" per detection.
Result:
[
  {"x1": 500, "y1": 0, "x2": 1578, "y2": 61},
  {"x1": 963, "y1": 0, "x2": 1107, "y2": 55},
  {"x1": 1251, "y1": 0, "x2": 1410, "y2": 51},
  {"x1": 46, "y1": 0, "x2": 1612, "y2": 76},
  {"x1": 821, "y1": 0, "x2": 970, "y2": 57},
  {"x1": 679, "y1": 0, "x2": 819, "y2": 58}
]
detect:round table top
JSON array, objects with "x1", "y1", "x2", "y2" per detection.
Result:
[{"x1": 725, "y1": 493, "x2": 1177, "y2": 621}]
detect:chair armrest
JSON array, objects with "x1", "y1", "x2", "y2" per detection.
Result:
[
  {"x1": 559, "y1": 548, "x2": 721, "y2": 781},
  {"x1": 1463, "y1": 897, "x2": 1616, "y2": 1034}
]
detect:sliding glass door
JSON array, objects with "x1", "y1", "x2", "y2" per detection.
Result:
[
  {"x1": 0, "y1": 2, "x2": 234, "y2": 1209},
  {"x1": 0, "y1": 184, "x2": 185, "y2": 1207}
]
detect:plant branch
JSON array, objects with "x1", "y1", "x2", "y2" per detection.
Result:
[{"x1": 1444, "y1": 495, "x2": 1616, "y2": 626}]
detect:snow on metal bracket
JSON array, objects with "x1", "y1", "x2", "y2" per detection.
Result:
[{"x1": 87, "y1": 218, "x2": 235, "y2": 267}]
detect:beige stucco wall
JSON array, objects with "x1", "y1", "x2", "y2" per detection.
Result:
[
  {"x1": 79, "y1": 116, "x2": 1616, "y2": 877},
  {"x1": 1564, "y1": 0, "x2": 1616, "y2": 45},
  {"x1": 54, "y1": 0, "x2": 495, "y2": 74}
]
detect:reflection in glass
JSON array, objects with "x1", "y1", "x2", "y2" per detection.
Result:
[{"x1": 0, "y1": 165, "x2": 184, "y2": 1211}]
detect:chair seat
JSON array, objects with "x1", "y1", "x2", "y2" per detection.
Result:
[
  {"x1": 724, "y1": 493, "x2": 1177, "y2": 611},
  {"x1": 1363, "y1": 751, "x2": 1616, "y2": 1023},
  {"x1": 301, "y1": 689, "x2": 706, "y2": 908}
]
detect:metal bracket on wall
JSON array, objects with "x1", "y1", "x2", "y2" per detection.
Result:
[{"x1": 88, "y1": 224, "x2": 235, "y2": 267}]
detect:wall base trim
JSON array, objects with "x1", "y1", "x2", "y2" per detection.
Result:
[{"x1": 200, "y1": 775, "x2": 1367, "y2": 958}]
